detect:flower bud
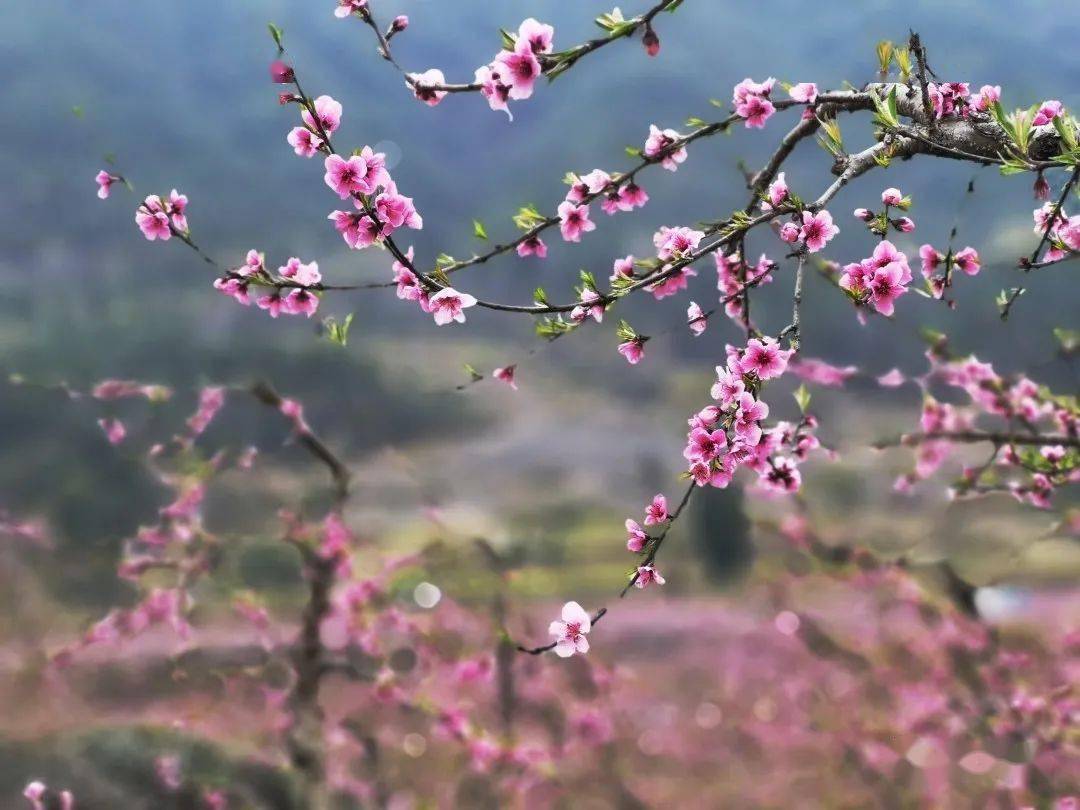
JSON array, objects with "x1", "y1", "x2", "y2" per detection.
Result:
[
  {"x1": 642, "y1": 24, "x2": 660, "y2": 57},
  {"x1": 1033, "y1": 173, "x2": 1050, "y2": 200},
  {"x1": 392, "y1": 15, "x2": 409, "y2": 32},
  {"x1": 270, "y1": 60, "x2": 295, "y2": 84}
]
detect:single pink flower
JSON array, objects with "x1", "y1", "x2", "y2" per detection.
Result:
[
  {"x1": 517, "y1": 18, "x2": 554, "y2": 54},
  {"x1": 493, "y1": 365, "x2": 517, "y2": 389},
  {"x1": 356, "y1": 146, "x2": 391, "y2": 192},
  {"x1": 779, "y1": 222, "x2": 800, "y2": 243},
  {"x1": 868, "y1": 262, "x2": 908, "y2": 316},
  {"x1": 919, "y1": 244, "x2": 943, "y2": 277},
  {"x1": 495, "y1": 43, "x2": 541, "y2": 100},
  {"x1": 166, "y1": 189, "x2": 188, "y2": 231},
  {"x1": 644, "y1": 494, "x2": 669, "y2": 525},
  {"x1": 711, "y1": 365, "x2": 745, "y2": 405},
  {"x1": 617, "y1": 338, "x2": 645, "y2": 364},
  {"x1": 618, "y1": 182, "x2": 649, "y2": 209},
  {"x1": 643, "y1": 125, "x2": 688, "y2": 171},
  {"x1": 557, "y1": 201, "x2": 595, "y2": 242},
  {"x1": 475, "y1": 63, "x2": 513, "y2": 118},
  {"x1": 610, "y1": 255, "x2": 635, "y2": 281},
  {"x1": 213, "y1": 277, "x2": 250, "y2": 305},
  {"x1": 788, "y1": 82, "x2": 818, "y2": 103},
  {"x1": 737, "y1": 94, "x2": 775, "y2": 128},
  {"x1": 685, "y1": 426, "x2": 727, "y2": 463},
  {"x1": 687, "y1": 301, "x2": 707, "y2": 336},
  {"x1": 549, "y1": 601, "x2": 591, "y2": 657},
  {"x1": 302, "y1": 94, "x2": 343, "y2": 134},
  {"x1": 98, "y1": 418, "x2": 127, "y2": 445},
  {"x1": 970, "y1": 84, "x2": 1000, "y2": 112},
  {"x1": 798, "y1": 209, "x2": 839, "y2": 253},
  {"x1": 428, "y1": 287, "x2": 477, "y2": 325},
  {"x1": 734, "y1": 392, "x2": 769, "y2": 445},
  {"x1": 740, "y1": 337, "x2": 792, "y2": 380},
  {"x1": 953, "y1": 246, "x2": 981, "y2": 275},
  {"x1": 625, "y1": 519, "x2": 647, "y2": 552},
  {"x1": 323, "y1": 154, "x2": 369, "y2": 199},
  {"x1": 269, "y1": 60, "x2": 294, "y2": 84},
  {"x1": 767, "y1": 172, "x2": 789, "y2": 208},
  {"x1": 516, "y1": 234, "x2": 547, "y2": 258},
  {"x1": 881, "y1": 187, "x2": 904, "y2": 206},
  {"x1": 410, "y1": 69, "x2": 448, "y2": 107},
  {"x1": 287, "y1": 126, "x2": 323, "y2": 157},
  {"x1": 894, "y1": 216, "x2": 915, "y2": 233},
  {"x1": 375, "y1": 189, "x2": 423, "y2": 231},
  {"x1": 136, "y1": 196, "x2": 172, "y2": 241},
  {"x1": 877, "y1": 368, "x2": 906, "y2": 387},
  {"x1": 635, "y1": 564, "x2": 666, "y2": 589},
  {"x1": 334, "y1": 0, "x2": 367, "y2": 18},
  {"x1": 95, "y1": 170, "x2": 115, "y2": 199}
]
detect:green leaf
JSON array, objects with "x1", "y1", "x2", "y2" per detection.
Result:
[
  {"x1": 536, "y1": 316, "x2": 576, "y2": 341},
  {"x1": 996, "y1": 287, "x2": 1023, "y2": 315},
  {"x1": 1053, "y1": 327, "x2": 1080, "y2": 354},
  {"x1": 893, "y1": 47, "x2": 912, "y2": 78},
  {"x1": 71, "y1": 105, "x2": 84, "y2": 119},
  {"x1": 323, "y1": 313, "x2": 354, "y2": 347},
  {"x1": 625, "y1": 145, "x2": 643, "y2": 157},
  {"x1": 875, "y1": 41, "x2": 893, "y2": 74},
  {"x1": 793, "y1": 384, "x2": 811, "y2": 414},
  {"x1": 512, "y1": 204, "x2": 545, "y2": 231},
  {"x1": 1052, "y1": 114, "x2": 1078, "y2": 151},
  {"x1": 499, "y1": 28, "x2": 516, "y2": 51},
  {"x1": 463, "y1": 363, "x2": 484, "y2": 382},
  {"x1": 267, "y1": 22, "x2": 285, "y2": 53},
  {"x1": 472, "y1": 219, "x2": 488, "y2": 241},
  {"x1": 616, "y1": 319, "x2": 638, "y2": 341}
]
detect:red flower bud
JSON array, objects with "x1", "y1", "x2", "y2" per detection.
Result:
[
  {"x1": 642, "y1": 25, "x2": 660, "y2": 57},
  {"x1": 1033, "y1": 173, "x2": 1050, "y2": 201},
  {"x1": 270, "y1": 60, "x2": 295, "y2": 84}
]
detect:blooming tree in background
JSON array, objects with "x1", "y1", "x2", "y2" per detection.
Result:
[{"x1": 9, "y1": 1, "x2": 1080, "y2": 807}]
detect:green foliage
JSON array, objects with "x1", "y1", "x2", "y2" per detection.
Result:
[{"x1": 322, "y1": 313, "x2": 353, "y2": 347}]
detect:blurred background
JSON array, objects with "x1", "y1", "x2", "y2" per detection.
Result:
[{"x1": 1, "y1": 0, "x2": 1078, "y2": 806}]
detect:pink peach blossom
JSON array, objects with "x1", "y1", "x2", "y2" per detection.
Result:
[
  {"x1": 548, "y1": 601, "x2": 591, "y2": 657},
  {"x1": 428, "y1": 288, "x2": 477, "y2": 325},
  {"x1": 557, "y1": 201, "x2": 595, "y2": 242},
  {"x1": 287, "y1": 126, "x2": 323, "y2": 157},
  {"x1": 302, "y1": 94, "x2": 342, "y2": 134},
  {"x1": 799, "y1": 210, "x2": 839, "y2": 252},
  {"x1": 644, "y1": 494, "x2": 669, "y2": 525},
  {"x1": 493, "y1": 365, "x2": 518, "y2": 389},
  {"x1": 516, "y1": 235, "x2": 547, "y2": 258},
  {"x1": 517, "y1": 18, "x2": 554, "y2": 54},
  {"x1": 788, "y1": 82, "x2": 818, "y2": 103},
  {"x1": 410, "y1": 69, "x2": 447, "y2": 106},
  {"x1": 635, "y1": 564, "x2": 666, "y2": 589}
]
